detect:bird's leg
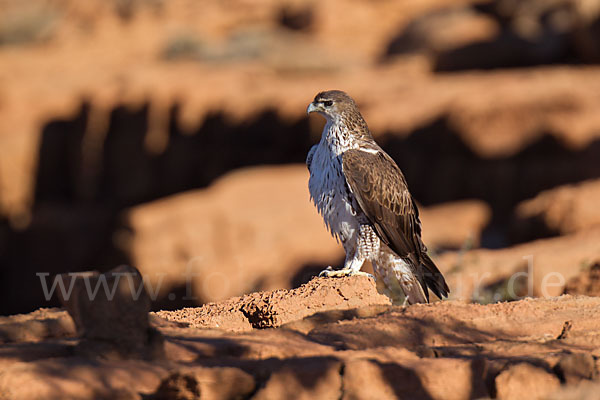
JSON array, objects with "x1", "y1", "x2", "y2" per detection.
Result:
[
  {"x1": 319, "y1": 255, "x2": 373, "y2": 278},
  {"x1": 402, "y1": 295, "x2": 410, "y2": 307}
]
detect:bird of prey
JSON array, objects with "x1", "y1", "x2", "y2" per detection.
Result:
[{"x1": 306, "y1": 90, "x2": 449, "y2": 304}]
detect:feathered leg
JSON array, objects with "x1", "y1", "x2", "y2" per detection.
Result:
[
  {"x1": 319, "y1": 224, "x2": 375, "y2": 278},
  {"x1": 319, "y1": 251, "x2": 372, "y2": 278}
]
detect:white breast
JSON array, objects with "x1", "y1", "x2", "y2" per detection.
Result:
[{"x1": 308, "y1": 142, "x2": 360, "y2": 245}]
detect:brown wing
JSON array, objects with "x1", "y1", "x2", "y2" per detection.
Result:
[{"x1": 342, "y1": 148, "x2": 449, "y2": 300}]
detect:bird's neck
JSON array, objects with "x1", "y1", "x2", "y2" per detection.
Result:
[
  {"x1": 320, "y1": 115, "x2": 373, "y2": 156},
  {"x1": 321, "y1": 120, "x2": 354, "y2": 156}
]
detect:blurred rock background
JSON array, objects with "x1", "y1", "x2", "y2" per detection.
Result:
[{"x1": 0, "y1": 0, "x2": 599, "y2": 315}]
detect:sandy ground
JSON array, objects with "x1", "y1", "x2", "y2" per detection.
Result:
[{"x1": 0, "y1": 276, "x2": 599, "y2": 399}]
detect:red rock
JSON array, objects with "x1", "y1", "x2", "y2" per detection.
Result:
[
  {"x1": 495, "y1": 363, "x2": 560, "y2": 400},
  {"x1": 253, "y1": 358, "x2": 342, "y2": 400},
  {"x1": 0, "y1": 308, "x2": 75, "y2": 344},
  {"x1": 307, "y1": 296, "x2": 600, "y2": 353},
  {"x1": 1, "y1": 288, "x2": 600, "y2": 399},
  {"x1": 553, "y1": 353, "x2": 597, "y2": 385},
  {"x1": 546, "y1": 381, "x2": 600, "y2": 400},
  {"x1": 155, "y1": 276, "x2": 390, "y2": 332},
  {"x1": 437, "y1": 228, "x2": 600, "y2": 300},
  {"x1": 154, "y1": 372, "x2": 200, "y2": 400},
  {"x1": 343, "y1": 358, "x2": 487, "y2": 400},
  {"x1": 0, "y1": 357, "x2": 167, "y2": 400},
  {"x1": 564, "y1": 262, "x2": 600, "y2": 297},
  {"x1": 57, "y1": 265, "x2": 164, "y2": 360},
  {"x1": 154, "y1": 368, "x2": 255, "y2": 400},
  {"x1": 420, "y1": 199, "x2": 491, "y2": 249},
  {"x1": 513, "y1": 179, "x2": 600, "y2": 241}
]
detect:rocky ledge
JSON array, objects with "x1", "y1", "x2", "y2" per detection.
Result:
[{"x1": 0, "y1": 272, "x2": 599, "y2": 399}]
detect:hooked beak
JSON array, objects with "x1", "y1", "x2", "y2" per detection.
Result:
[{"x1": 307, "y1": 102, "x2": 319, "y2": 114}]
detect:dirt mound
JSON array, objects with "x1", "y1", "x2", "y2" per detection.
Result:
[
  {"x1": 0, "y1": 276, "x2": 599, "y2": 399},
  {"x1": 155, "y1": 276, "x2": 390, "y2": 331}
]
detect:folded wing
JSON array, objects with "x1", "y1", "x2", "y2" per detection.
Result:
[{"x1": 341, "y1": 148, "x2": 449, "y2": 300}]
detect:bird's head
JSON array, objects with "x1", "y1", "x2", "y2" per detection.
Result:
[{"x1": 307, "y1": 90, "x2": 359, "y2": 122}]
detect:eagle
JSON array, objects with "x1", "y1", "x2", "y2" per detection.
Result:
[{"x1": 306, "y1": 90, "x2": 449, "y2": 304}]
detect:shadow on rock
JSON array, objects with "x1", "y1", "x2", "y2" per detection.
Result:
[{"x1": 57, "y1": 265, "x2": 165, "y2": 360}]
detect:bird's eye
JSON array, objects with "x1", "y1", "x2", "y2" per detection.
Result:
[{"x1": 323, "y1": 100, "x2": 333, "y2": 107}]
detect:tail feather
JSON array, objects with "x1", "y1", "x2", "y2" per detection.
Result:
[
  {"x1": 420, "y1": 253, "x2": 449, "y2": 300},
  {"x1": 373, "y1": 261, "x2": 428, "y2": 305},
  {"x1": 373, "y1": 251, "x2": 449, "y2": 305},
  {"x1": 400, "y1": 277, "x2": 428, "y2": 305}
]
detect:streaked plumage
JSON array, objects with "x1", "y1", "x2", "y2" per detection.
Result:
[{"x1": 306, "y1": 90, "x2": 449, "y2": 304}]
